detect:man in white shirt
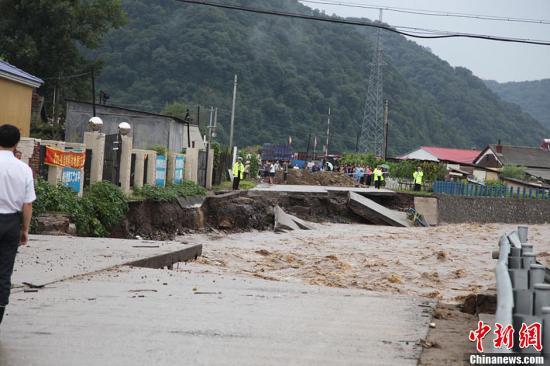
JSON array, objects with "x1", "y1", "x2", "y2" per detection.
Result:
[{"x1": 0, "y1": 124, "x2": 36, "y2": 325}]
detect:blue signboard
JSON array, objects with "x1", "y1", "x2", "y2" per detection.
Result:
[
  {"x1": 155, "y1": 155, "x2": 167, "y2": 187},
  {"x1": 62, "y1": 167, "x2": 82, "y2": 193},
  {"x1": 174, "y1": 156, "x2": 185, "y2": 185}
]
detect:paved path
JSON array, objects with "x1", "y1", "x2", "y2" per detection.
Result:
[
  {"x1": 12, "y1": 235, "x2": 196, "y2": 289},
  {"x1": 252, "y1": 184, "x2": 395, "y2": 196},
  {"x1": 0, "y1": 236, "x2": 435, "y2": 366},
  {"x1": 1, "y1": 266, "x2": 433, "y2": 366}
]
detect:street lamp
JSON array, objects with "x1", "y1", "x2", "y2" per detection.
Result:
[
  {"x1": 88, "y1": 116, "x2": 103, "y2": 132},
  {"x1": 118, "y1": 122, "x2": 131, "y2": 136}
]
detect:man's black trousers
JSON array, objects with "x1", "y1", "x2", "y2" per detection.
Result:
[
  {"x1": 233, "y1": 176, "x2": 241, "y2": 190},
  {"x1": 0, "y1": 213, "x2": 20, "y2": 307}
]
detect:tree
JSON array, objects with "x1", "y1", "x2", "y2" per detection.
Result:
[
  {"x1": 0, "y1": 0, "x2": 126, "y2": 125},
  {"x1": 161, "y1": 100, "x2": 190, "y2": 120},
  {"x1": 500, "y1": 165, "x2": 526, "y2": 180}
]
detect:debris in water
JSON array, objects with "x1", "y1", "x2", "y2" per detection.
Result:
[{"x1": 387, "y1": 273, "x2": 402, "y2": 284}]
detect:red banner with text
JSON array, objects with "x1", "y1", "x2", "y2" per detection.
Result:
[{"x1": 44, "y1": 146, "x2": 86, "y2": 169}]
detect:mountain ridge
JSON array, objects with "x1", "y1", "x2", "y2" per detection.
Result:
[
  {"x1": 485, "y1": 79, "x2": 550, "y2": 132},
  {"x1": 90, "y1": 0, "x2": 547, "y2": 154}
]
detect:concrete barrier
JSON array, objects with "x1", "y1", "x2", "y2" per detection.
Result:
[{"x1": 493, "y1": 226, "x2": 550, "y2": 354}]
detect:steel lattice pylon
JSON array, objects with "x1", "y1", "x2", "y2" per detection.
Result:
[{"x1": 359, "y1": 19, "x2": 384, "y2": 157}]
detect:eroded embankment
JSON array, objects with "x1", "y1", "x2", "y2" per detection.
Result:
[{"x1": 114, "y1": 190, "x2": 415, "y2": 240}]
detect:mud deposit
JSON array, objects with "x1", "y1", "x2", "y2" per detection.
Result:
[
  {"x1": 121, "y1": 199, "x2": 204, "y2": 240},
  {"x1": 184, "y1": 223, "x2": 550, "y2": 303},
  {"x1": 280, "y1": 170, "x2": 355, "y2": 186}
]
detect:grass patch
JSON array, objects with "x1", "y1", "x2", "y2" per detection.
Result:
[
  {"x1": 132, "y1": 180, "x2": 207, "y2": 201},
  {"x1": 213, "y1": 179, "x2": 257, "y2": 191},
  {"x1": 395, "y1": 189, "x2": 434, "y2": 197}
]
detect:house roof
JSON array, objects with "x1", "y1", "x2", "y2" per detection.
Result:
[
  {"x1": 420, "y1": 146, "x2": 481, "y2": 164},
  {"x1": 399, "y1": 146, "x2": 481, "y2": 164},
  {"x1": 479, "y1": 144, "x2": 550, "y2": 169},
  {"x1": 0, "y1": 60, "x2": 43, "y2": 88},
  {"x1": 525, "y1": 168, "x2": 550, "y2": 182},
  {"x1": 499, "y1": 176, "x2": 550, "y2": 189}
]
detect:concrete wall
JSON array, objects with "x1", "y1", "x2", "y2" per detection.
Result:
[
  {"x1": 0, "y1": 78, "x2": 33, "y2": 136},
  {"x1": 437, "y1": 195, "x2": 550, "y2": 224},
  {"x1": 414, "y1": 197, "x2": 438, "y2": 226},
  {"x1": 184, "y1": 148, "x2": 199, "y2": 183},
  {"x1": 83, "y1": 131, "x2": 106, "y2": 184},
  {"x1": 65, "y1": 101, "x2": 205, "y2": 152}
]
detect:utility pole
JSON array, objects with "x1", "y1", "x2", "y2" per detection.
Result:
[
  {"x1": 359, "y1": 8, "x2": 384, "y2": 156},
  {"x1": 213, "y1": 107, "x2": 218, "y2": 140},
  {"x1": 196, "y1": 105, "x2": 201, "y2": 131},
  {"x1": 229, "y1": 74, "x2": 238, "y2": 149},
  {"x1": 313, "y1": 135, "x2": 317, "y2": 161},
  {"x1": 383, "y1": 99, "x2": 389, "y2": 160},
  {"x1": 325, "y1": 106, "x2": 331, "y2": 158},
  {"x1": 52, "y1": 83, "x2": 57, "y2": 121},
  {"x1": 305, "y1": 132, "x2": 311, "y2": 160},
  {"x1": 208, "y1": 106, "x2": 214, "y2": 145},
  {"x1": 91, "y1": 67, "x2": 96, "y2": 117}
]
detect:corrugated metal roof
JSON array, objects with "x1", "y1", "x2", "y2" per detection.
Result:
[
  {"x1": 0, "y1": 60, "x2": 43, "y2": 86},
  {"x1": 488, "y1": 144, "x2": 550, "y2": 169},
  {"x1": 525, "y1": 168, "x2": 550, "y2": 181}
]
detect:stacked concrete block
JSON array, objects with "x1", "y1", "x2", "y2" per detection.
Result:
[{"x1": 495, "y1": 226, "x2": 550, "y2": 355}]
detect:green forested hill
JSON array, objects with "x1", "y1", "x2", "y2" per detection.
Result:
[
  {"x1": 90, "y1": 0, "x2": 547, "y2": 154},
  {"x1": 485, "y1": 79, "x2": 550, "y2": 131}
]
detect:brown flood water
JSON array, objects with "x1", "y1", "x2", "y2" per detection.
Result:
[{"x1": 180, "y1": 223, "x2": 550, "y2": 303}]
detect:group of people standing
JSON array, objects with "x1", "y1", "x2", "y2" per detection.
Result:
[
  {"x1": 344, "y1": 165, "x2": 385, "y2": 189},
  {"x1": 344, "y1": 164, "x2": 425, "y2": 191},
  {"x1": 232, "y1": 159, "x2": 291, "y2": 190},
  {"x1": 260, "y1": 160, "x2": 289, "y2": 185}
]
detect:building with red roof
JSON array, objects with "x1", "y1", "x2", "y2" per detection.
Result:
[{"x1": 399, "y1": 146, "x2": 481, "y2": 165}]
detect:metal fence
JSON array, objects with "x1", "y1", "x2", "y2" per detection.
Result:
[
  {"x1": 493, "y1": 227, "x2": 550, "y2": 355},
  {"x1": 433, "y1": 181, "x2": 550, "y2": 200}
]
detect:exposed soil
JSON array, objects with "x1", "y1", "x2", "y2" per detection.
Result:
[
  {"x1": 259, "y1": 191, "x2": 365, "y2": 224},
  {"x1": 418, "y1": 303, "x2": 477, "y2": 366},
  {"x1": 114, "y1": 189, "x2": 385, "y2": 239},
  {"x1": 280, "y1": 169, "x2": 355, "y2": 186},
  {"x1": 202, "y1": 193, "x2": 275, "y2": 232},
  {"x1": 121, "y1": 199, "x2": 204, "y2": 240}
]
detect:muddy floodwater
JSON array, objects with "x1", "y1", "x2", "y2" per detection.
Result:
[{"x1": 180, "y1": 223, "x2": 550, "y2": 302}]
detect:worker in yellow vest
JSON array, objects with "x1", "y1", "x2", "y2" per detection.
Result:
[
  {"x1": 232, "y1": 157, "x2": 245, "y2": 190},
  {"x1": 413, "y1": 166, "x2": 424, "y2": 191},
  {"x1": 373, "y1": 166, "x2": 384, "y2": 189}
]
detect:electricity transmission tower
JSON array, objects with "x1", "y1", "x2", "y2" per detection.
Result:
[{"x1": 359, "y1": 9, "x2": 385, "y2": 157}]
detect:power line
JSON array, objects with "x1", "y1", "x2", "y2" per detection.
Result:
[
  {"x1": 175, "y1": 0, "x2": 550, "y2": 45},
  {"x1": 42, "y1": 71, "x2": 91, "y2": 80},
  {"x1": 301, "y1": 0, "x2": 550, "y2": 25}
]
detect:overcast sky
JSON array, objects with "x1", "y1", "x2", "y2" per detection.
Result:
[{"x1": 299, "y1": 0, "x2": 550, "y2": 82}]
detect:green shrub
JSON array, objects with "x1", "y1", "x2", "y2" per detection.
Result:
[
  {"x1": 31, "y1": 179, "x2": 80, "y2": 233},
  {"x1": 134, "y1": 180, "x2": 207, "y2": 202},
  {"x1": 388, "y1": 160, "x2": 446, "y2": 182},
  {"x1": 239, "y1": 149, "x2": 260, "y2": 179},
  {"x1": 340, "y1": 152, "x2": 379, "y2": 167},
  {"x1": 79, "y1": 182, "x2": 128, "y2": 236},
  {"x1": 501, "y1": 165, "x2": 525, "y2": 180},
  {"x1": 32, "y1": 180, "x2": 128, "y2": 237},
  {"x1": 149, "y1": 144, "x2": 167, "y2": 157}
]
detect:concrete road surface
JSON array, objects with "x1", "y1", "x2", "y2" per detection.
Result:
[
  {"x1": 1, "y1": 265, "x2": 433, "y2": 366},
  {"x1": 252, "y1": 184, "x2": 395, "y2": 196},
  {"x1": 11, "y1": 235, "x2": 194, "y2": 289}
]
